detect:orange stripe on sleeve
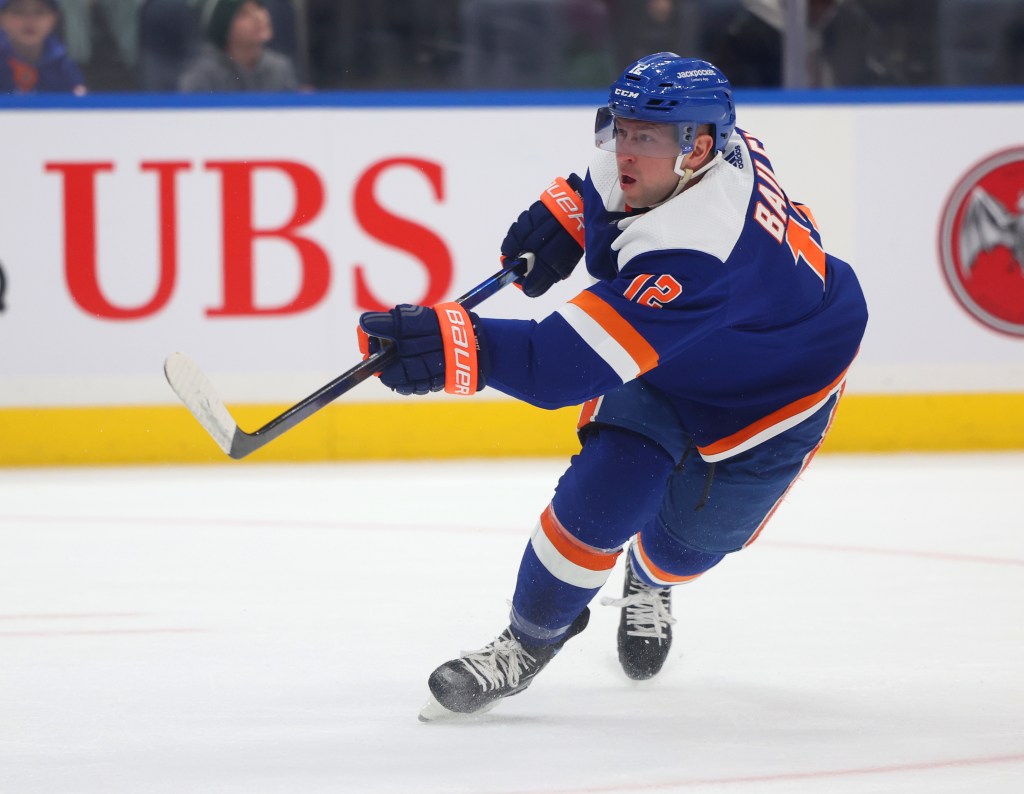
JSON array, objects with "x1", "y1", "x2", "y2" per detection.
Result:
[{"x1": 569, "y1": 291, "x2": 660, "y2": 375}]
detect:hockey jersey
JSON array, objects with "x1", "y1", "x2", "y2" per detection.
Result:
[{"x1": 480, "y1": 129, "x2": 868, "y2": 462}]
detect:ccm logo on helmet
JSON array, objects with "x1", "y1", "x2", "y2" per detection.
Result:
[{"x1": 614, "y1": 88, "x2": 640, "y2": 98}]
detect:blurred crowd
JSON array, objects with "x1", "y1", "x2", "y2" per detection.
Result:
[{"x1": 2, "y1": 0, "x2": 1023, "y2": 96}]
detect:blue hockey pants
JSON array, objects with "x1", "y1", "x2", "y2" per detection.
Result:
[{"x1": 509, "y1": 391, "x2": 840, "y2": 645}]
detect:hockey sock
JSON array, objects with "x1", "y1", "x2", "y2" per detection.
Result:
[
  {"x1": 628, "y1": 524, "x2": 725, "y2": 587},
  {"x1": 510, "y1": 427, "x2": 674, "y2": 645}
]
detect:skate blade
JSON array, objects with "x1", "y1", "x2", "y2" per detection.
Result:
[{"x1": 417, "y1": 693, "x2": 499, "y2": 723}]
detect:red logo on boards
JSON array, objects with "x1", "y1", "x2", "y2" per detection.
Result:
[
  {"x1": 44, "y1": 157, "x2": 453, "y2": 320},
  {"x1": 938, "y1": 147, "x2": 1024, "y2": 337}
]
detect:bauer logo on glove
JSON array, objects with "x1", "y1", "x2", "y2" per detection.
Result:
[
  {"x1": 358, "y1": 303, "x2": 490, "y2": 397},
  {"x1": 501, "y1": 173, "x2": 586, "y2": 298},
  {"x1": 436, "y1": 304, "x2": 478, "y2": 395},
  {"x1": 541, "y1": 176, "x2": 585, "y2": 247}
]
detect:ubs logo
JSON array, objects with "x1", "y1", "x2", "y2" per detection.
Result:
[{"x1": 939, "y1": 147, "x2": 1024, "y2": 337}]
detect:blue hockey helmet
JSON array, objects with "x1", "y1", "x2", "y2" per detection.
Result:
[{"x1": 596, "y1": 53, "x2": 736, "y2": 157}]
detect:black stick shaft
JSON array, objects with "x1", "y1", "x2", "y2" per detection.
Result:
[{"x1": 228, "y1": 264, "x2": 523, "y2": 458}]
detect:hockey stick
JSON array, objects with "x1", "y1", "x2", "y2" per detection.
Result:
[{"x1": 164, "y1": 261, "x2": 526, "y2": 460}]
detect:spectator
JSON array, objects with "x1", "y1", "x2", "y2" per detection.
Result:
[
  {"x1": 708, "y1": 0, "x2": 783, "y2": 87},
  {"x1": 607, "y1": 0, "x2": 692, "y2": 72},
  {"x1": 563, "y1": 0, "x2": 615, "y2": 87},
  {"x1": 56, "y1": 0, "x2": 141, "y2": 84},
  {"x1": 179, "y1": 0, "x2": 298, "y2": 92},
  {"x1": 1004, "y1": 9, "x2": 1024, "y2": 83},
  {"x1": 711, "y1": 0, "x2": 899, "y2": 88},
  {"x1": 260, "y1": 0, "x2": 299, "y2": 76},
  {"x1": 0, "y1": 0, "x2": 85, "y2": 93},
  {"x1": 138, "y1": 0, "x2": 201, "y2": 92}
]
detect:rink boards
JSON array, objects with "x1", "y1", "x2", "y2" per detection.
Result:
[{"x1": 1, "y1": 89, "x2": 1023, "y2": 464}]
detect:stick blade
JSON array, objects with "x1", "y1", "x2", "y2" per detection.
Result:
[{"x1": 163, "y1": 352, "x2": 240, "y2": 456}]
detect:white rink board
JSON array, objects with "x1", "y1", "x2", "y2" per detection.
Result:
[{"x1": 1, "y1": 97, "x2": 1022, "y2": 408}]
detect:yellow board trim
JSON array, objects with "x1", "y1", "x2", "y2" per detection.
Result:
[{"x1": 1, "y1": 393, "x2": 1023, "y2": 466}]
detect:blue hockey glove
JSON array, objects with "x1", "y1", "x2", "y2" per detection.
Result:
[
  {"x1": 358, "y1": 303, "x2": 489, "y2": 396},
  {"x1": 501, "y1": 174, "x2": 586, "y2": 298}
]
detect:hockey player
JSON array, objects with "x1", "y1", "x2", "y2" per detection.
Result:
[{"x1": 358, "y1": 52, "x2": 868, "y2": 720}]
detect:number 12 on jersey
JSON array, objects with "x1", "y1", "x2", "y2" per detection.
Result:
[{"x1": 624, "y1": 273, "x2": 684, "y2": 308}]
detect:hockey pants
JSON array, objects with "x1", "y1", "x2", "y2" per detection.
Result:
[{"x1": 509, "y1": 392, "x2": 840, "y2": 646}]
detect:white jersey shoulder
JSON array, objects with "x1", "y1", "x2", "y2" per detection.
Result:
[{"x1": 589, "y1": 134, "x2": 753, "y2": 270}]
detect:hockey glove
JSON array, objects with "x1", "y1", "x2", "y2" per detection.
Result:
[
  {"x1": 358, "y1": 303, "x2": 489, "y2": 396},
  {"x1": 501, "y1": 173, "x2": 586, "y2": 298}
]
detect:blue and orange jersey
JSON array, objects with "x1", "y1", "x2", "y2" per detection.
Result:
[
  {"x1": 480, "y1": 129, "x2": 868, "y2": 461},
  {"x1": 0, "y1": 32, "x2": 84, "y2": 94}
]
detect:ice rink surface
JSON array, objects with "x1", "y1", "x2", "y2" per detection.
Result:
[{"x1": 1, "y1": 453, "x2": 1022, "y2": 794}]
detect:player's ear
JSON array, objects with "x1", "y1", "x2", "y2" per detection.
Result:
[{"x1": 690, "y1": 133, "x2": 716, "y2": 169}]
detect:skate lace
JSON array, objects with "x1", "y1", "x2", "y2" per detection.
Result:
[
  {"x1": 601, "y1": 585, "x2": 676, "y2": 639},
  {"x1": 458, "y1": 635, "x2": 538, "y2": 692}
]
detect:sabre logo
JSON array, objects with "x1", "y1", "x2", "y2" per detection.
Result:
[
  {"x1": 939, "y1": 147, "x2": 1024, "y2": 336},
  {"x1": 614, "y1": 89, "x2": 640, "y2": 98}
]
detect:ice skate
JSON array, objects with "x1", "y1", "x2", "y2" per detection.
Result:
[
  {"x1": 418, "y1": 608, "x2": 590, "y2": 721},
  {"x1": 602, "y1": 555, "x2": 675, "y2": 680}
]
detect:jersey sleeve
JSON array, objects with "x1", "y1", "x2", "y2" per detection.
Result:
[{"x1": 480, "y1": 248, "x2": 730, "y2": 409}]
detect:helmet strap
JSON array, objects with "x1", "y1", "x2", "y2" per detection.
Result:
[{"x1": 664, "y1": 151, "x2": 724, "y2": 202}]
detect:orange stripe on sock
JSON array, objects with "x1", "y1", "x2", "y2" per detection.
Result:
[
  {"x1": 635, "y1": 536, "x2": 703, "y2": 585},
  {"x1": 540, "y1": 504, "x2": 620, "y2": 572}
]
